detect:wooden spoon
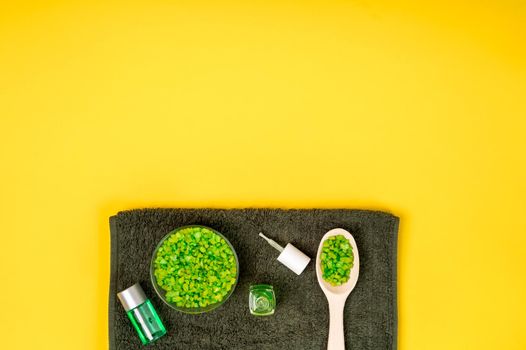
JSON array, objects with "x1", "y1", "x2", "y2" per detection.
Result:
[{"x1": 316, "y1": 228, "x2": 360, "y2": 350}]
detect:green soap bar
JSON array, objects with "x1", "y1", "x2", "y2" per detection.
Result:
[{"x1": 249, "y1": 284, "x2": 276, "y2": 316}]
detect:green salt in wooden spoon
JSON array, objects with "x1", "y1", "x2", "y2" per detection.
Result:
[{"x1": 316, "y1": 228, "x2": 360, "y2": 350}]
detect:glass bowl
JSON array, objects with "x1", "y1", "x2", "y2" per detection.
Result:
[{"x1": 150, "y1": 225, "x2": 239, "y2": 314}]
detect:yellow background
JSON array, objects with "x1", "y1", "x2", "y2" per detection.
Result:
[{"x1": 1, "y1": 1, "x2": 525, "y2": 349}]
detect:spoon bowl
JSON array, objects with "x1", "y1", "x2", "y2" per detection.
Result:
[{"x1": 316, "y1": 228, "x2": 360, "y2": 350}]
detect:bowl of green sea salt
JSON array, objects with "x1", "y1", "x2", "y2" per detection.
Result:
[{"x1": 151, "y1": 225, "x2": 239, "y2": 313}]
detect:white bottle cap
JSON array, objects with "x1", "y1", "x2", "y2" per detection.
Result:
[{"x1": 277, "y1": 243, "x2": 311, "y2": 275}]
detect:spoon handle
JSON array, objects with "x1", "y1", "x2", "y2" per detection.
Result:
[{"x1": 327, "y1": 299, "x2": 346, "y2": 350}]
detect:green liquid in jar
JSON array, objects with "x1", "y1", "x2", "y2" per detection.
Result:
[
  {"x1": 249, "y1": 284, "x2": 276, "y2": 316},
  {"x1": 127, "y1": 299, "x2": 166, "y2": 345}
]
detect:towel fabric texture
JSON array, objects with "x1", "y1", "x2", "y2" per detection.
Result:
[{"x1": 109, "y1": 209, "x2": 399, "y2": 350}]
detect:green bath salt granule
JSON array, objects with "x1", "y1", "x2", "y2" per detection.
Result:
[
  {"x1": 320, "y1": 234, "x2": 354, "y2": 286},
  {"x1": 153, "y1": 227, "x2": 237, "y2": 308}
]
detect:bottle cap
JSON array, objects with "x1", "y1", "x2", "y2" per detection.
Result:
[
  {"x1": 259, "y1": 233, "x2": 311, "y2": 275},
  {"x1": 117, "y1": 283, "x2": 148, "y2": 312},
  {"x1": 277, "y1": 243, "x2": 311, "y2": 275}
]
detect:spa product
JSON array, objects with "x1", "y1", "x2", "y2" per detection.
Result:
[
  {"x1": 258, "y1": 232, "x2": 311, "y2": 275},
  {"x1": 249, "y1": 284, "x2": 276, "y2": 316},
  {"x1": 316, "y1": 228, "x2": 360, "y2": 350},
  {"x1": 152, "y1": 226, "x2": 238, "y2": 312},
  {"x1": 117, "y1": 283, "x2": 166, "y2": 345},
  {"x1": 320, "y1": 234, "x2": 354, "y2": 286}
]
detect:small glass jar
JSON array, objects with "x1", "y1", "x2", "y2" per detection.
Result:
[
  {"x1": 249, "y1": 284, "x2": 276, "y2": 316},
  {"x1": 117, "y1": 283, "x2": 166, "y2": 345}
]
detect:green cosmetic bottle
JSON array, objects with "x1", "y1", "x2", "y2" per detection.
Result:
[
  {"x1": 117, "y1": 283, "x2": 166, "y2": 345},
  {"x1": 249, "y1": 284, "x2": 276, "y2": 316}
]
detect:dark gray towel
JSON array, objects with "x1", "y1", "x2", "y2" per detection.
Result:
[{"x1": 109, "y1": 209, "x2": 399, "y2": 350}]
